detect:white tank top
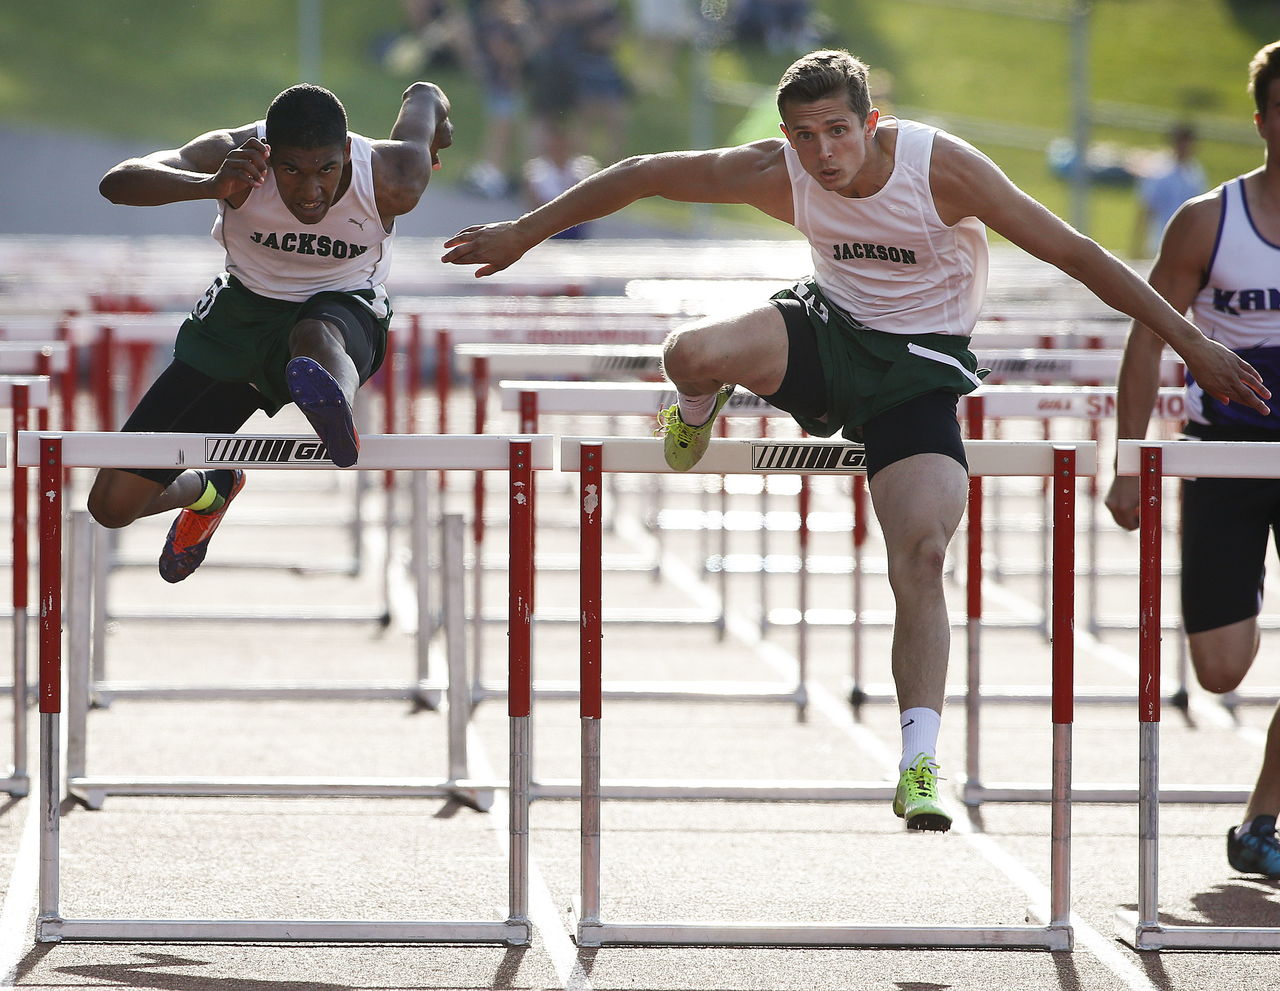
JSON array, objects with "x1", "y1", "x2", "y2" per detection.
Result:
[
  {"x1": 213, "y1": 125, "x2": 392, "y2": 310},
  {"x1": 1186, "y1": 176, "x2": 1280, "y2": 430},
  {"x1": 783, "y1": 119, "x2": 989, "y2": 336}
]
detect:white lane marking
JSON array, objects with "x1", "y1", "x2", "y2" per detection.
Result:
[
  {"x1": 467, "y1": 727, "x2": 593, "y2": 991},
  {"x1": 0, "y1": 788, "x2": 40, "y2": 987}
]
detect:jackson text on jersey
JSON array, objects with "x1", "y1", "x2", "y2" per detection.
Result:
[
  {"x1": 248, "y1": 231, "x2": 371, "y2": 259},
  {"x1": 831, "y1": 241, "x2": 918, "y2": 264}
]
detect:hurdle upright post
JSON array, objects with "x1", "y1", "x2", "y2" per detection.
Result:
[
  {"x1": 579, "y1": 442, "x2": 603, "y2": 934},
  {"x1": 964, "y1": 398, "x2": 985, "y2": 803},
  {"x1": 1048, "y1": 446, "x2": 1075, "y2": 939},
  {"x1": 508, "y1": 440, "x2": 534, "y2": 931},
  {"x1": 11, "y1": 383, "x2": 31, "y2": 794},
  {"x1": 1136, "y1": 444, "x2": 1163, "y2": 939},
  {"x1": 37, "y1": 436, "x2": 62, "y2": 931}
]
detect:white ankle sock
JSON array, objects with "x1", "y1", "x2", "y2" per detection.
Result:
[
  {"x1": 677, "y1": 392, "x2": 717, "y2": 427},
  {"x1": 898, "y1": 707, "x2": 942, "y2": 773}
]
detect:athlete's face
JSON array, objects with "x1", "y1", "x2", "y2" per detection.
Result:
[
  {"x1": 269, "y1": 139, "x2": 351, "y2": 224},
  {"x1": 780, "y1": 96, "x2": 879, "y2": 196}
]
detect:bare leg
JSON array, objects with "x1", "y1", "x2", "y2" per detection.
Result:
[
  {"x1": 1190, "y1": 620, "x2": 1279, "y2": 821},
  {"x1": 660, "y1": 304, "x2": 790, "y2": 399},
  {"x1": 869, "y1": 452, "x2": 968, "y2": 714},
  {"x1": 87, "y1": 467, "x2": 206, "y2": 530}
]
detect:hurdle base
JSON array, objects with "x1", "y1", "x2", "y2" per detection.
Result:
[
  {"x1": 0, "y1": 771, "x2": 30, "y2": 798},
  {"x1": 849, "y1": 683, "x2": 1188, "y2": 709},
  {"x1": 90, "y1": 680, "x2": 443, "y2": 708},
  {"x1": 36, "y1": 916, "x2": 530, "y2": 945},
  {"x1": 1115, "y1": 909, "x2": 1280, "y2": 951},
  {"x1": 571, "y1": 912, "x2": 1070, "y2": 950},
  {"x1": 68, "y1": 775, "x2": 498, "y2": 812},
  {"x1": 533, "y1": 777, "x2": 895, "y2": 801},
  {"x1": 472, "y1": 678, "x2": 803, "y2": 708},
  {"x1": 960, "y1": 777, "x2": 1252, "y2": 806}
]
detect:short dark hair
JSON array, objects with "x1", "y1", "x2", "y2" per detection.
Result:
[
  {"x1": 264, "y1": 83, "x2": 347, "y2": 149},
  {"x1": 1248, "y1": 41, "x2": 1280, "y2": 117},
  {"x1": 776, "y1": 50, "x2": 871, "y2": 122}
]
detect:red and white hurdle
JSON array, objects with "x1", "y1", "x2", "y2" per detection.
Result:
[
  {"x1": 1116, "y1": 439, "x2": 1280, "y2": 951},
  {"x1": 565, "y1": 436, "x2": 1081, "y2": 948},
  {"x1": 23, "y1": 429, "x2": 549, "y2": 944}
]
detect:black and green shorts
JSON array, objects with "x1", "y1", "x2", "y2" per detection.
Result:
[
  {"x1": 174, "y1": 273, "x2": 390, "y2": 415},
  {"x1": 769, "y1": 278, "x2": 987, "y2": 442}
]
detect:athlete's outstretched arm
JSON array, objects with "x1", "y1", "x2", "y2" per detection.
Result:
[
  {"x1": 441, "y1": 141, "x2": 791, "y2": 278},
  {"x1": 931, "y1": 136, "x2": 1269, "y2": 415}
]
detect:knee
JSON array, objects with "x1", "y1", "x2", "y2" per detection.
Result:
[
  {"x1": 661, "y1": 328, "x2": 711, "y2": 381},
  {"x1": 888, "y1": 535, "x2": 949, "y2": 591},
  {"x1": 86, "y1": 491, "x2": 136, "y2": 530},
  {"x1": 1193, "y1": 659, "x2": 1249, "y2": 695},
  {"x1": 288, "y1": 317, "x2": 342, "y2": 355}
]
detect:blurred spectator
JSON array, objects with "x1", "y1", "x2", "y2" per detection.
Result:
[
  {"x1": 526, "y1": 0, "x2": 631, "y2": 166},
  {"x1": 1133, "y1": 123, "x2": 1207, "y2": 257},
  {"x1": 522, "y1": 121, "x2": 599, "y2": 238},
  {"x1": 573, "y1": 0, "x2": 631, "y2": 164},
  {"x1": 732, "y1": 0, "x2": 823, "y2": 55},
  {"x1": 461, "y1": 0, "x2": 531, "y2": 198},
  {"x1": 631, "y1": 0, "x2": 701, "y2": 94},
  {"x1": 381, "y1": 0, "x2": 471, "y2": 74}
]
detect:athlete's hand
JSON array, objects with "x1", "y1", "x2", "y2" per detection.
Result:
[
  {"x1": 1182, "y1": 338, "x2": 1272, "y2": 416},
  {"x1": 441, "y1": 222, "x2": 530, "y2": 278},
  {"x1": 1104, "y1": 474, "x2": 1141, "y2": 531},
  {"x1": 208, "y1": 137, "x2": 270, "y2": 201}
]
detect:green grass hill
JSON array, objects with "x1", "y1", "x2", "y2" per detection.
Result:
[{"x1": 0, "y1": 0, "x2": 1273, "y2": 254}]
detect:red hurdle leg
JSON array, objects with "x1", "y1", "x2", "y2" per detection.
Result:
[
  {"x1": 508, "y1": 440, "x2": 534, "y2": 928},
  {"x1": 579, "y1": 443, "x2": 603, "y2": 929},
  {"x1": 1137, "y1": 445, "x2": 1163, "y2": 933},
  {"x1": 37, "y1": 437, "x2": 63, "y2": 925},
  {"x1": 1049, "y1": 447, "x2": 1076, "y2": 933},
  {"x1": 11, "y1": 385, "x2": 30, "y2": 783}
]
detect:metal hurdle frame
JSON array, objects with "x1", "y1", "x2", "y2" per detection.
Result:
[
  {"x1": 1116, "y1": 440, "x2": 1280, "y2": 951},
  {"x1": 566, "y1": 436, "x2": 1079, "y2": 949},
  {"x1": 3, "y1": 378, "x2": 51, "y2": 798},
  {"x1": 24, "y1": 432, "x2": 551, "y2": 824}
]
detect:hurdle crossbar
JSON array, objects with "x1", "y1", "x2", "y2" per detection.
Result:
[
  {"x1": 569, "y1": 437, "x2": 1077, "y2": 949},
  {"x1": 27, "y1": 432, "x2": 549, "y2": 944},
  {"x1": 1114, "y1": 440, "x2": 1280, "y2": 951}
]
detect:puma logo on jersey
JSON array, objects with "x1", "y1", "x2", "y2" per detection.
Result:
[
  {"x1": 347, "y1": 217, "x2": 368, "y2": 230},
  {"x1": 249, "y1": 231, "x2": 369, "y2": 259}
]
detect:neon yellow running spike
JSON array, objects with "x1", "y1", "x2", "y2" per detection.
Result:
[
  {"x1": 893, "y1": 753, "x2": 952, "y2": 832},
  {"x1": 655, "y1": 384, "x2": 736, "y2": 472}
]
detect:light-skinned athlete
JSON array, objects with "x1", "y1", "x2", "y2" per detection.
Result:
[
  {"x1": 88, "y1": 81, "x2": 452, "y2": 582},
  {"x1": 444, "y1": 49, "x2": 1269, "y2": 831},
  {"x1": 1107, "y1": 41, "x2": 1280, "y2": 877}
]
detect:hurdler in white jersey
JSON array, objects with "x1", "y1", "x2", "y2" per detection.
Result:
[
  {"x1": 1105, "y1": 40, "x2": 1280, "y2": 881},
  {"x1": 87, "y1": 80, "x2": 452, "y2": 583},
  {"x1": 443, "y1": 48, "x2": 1268, "y2": 838}
]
